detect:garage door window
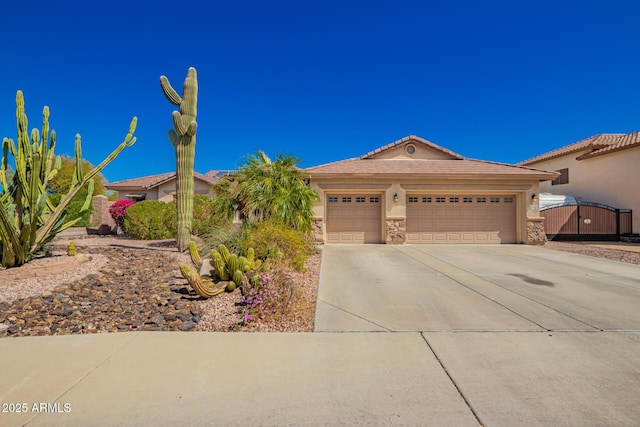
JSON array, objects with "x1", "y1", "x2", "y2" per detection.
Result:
[
  {"x1": 408, "y1": 197, "x2": 418, "y2": 203},
  {"x1": 369, "y1": 197, "x2": 380, "y2": 203},
  {"x1": 463, "y1": 197, "x2": 473, "y2": 203},
  {"x1": 423, "y1": 197, "x2": 432, "y2": 203},
  {"x1": 490, "y1": 197, "x2": 500, "y2": 203},
  {"x1": 504, "y1": 197, "x2": 514, "y2": 203},
  {"x1": 328, "y1": 196, "x2": 338, "y2": 203},
  {"x1": 342, "y1": 197, "x2": 352, "y2": 203}
]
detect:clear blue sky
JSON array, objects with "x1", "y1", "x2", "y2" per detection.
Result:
[{"x1": 1, "y1": 1, "x2": 639, "y2": 183}]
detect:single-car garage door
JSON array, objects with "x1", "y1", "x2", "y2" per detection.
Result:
[
  {"x1": 326, "y1": 194, "x2": 382, "y2": 243},
  {"x1": 406, "y1": 195, "x2": 516, "y2": 243}
]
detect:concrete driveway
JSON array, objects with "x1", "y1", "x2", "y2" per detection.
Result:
[
  {"x1": 314, "y1": 244, "x2": 640, "y2": 425},
  {"x1": 315, "y1": 244, "x2": 640, "y2": 332}
]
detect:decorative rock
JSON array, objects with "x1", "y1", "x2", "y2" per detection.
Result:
[
  {"x1": 0, "y1": 246, "x2": 202, "y2": 337},
  {"x1": 178, "y1": 320, "x2": 196, "y2": 331}
]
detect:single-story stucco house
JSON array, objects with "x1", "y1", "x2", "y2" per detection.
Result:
[
  {"x1": 104, "y1": 170, "x2": 232, "y2": 202},
  {"x1": 305, "y1": 135, "x2": 558, "y2": 245},
  {"x1": 518, "y1": 131, "x2": 639, "y2": 234}
]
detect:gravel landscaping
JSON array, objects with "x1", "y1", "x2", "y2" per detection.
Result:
[
  {"x1": 1, "y1": 236, "x2": 638, "y2": 338},
  {"x1": 0, "y1": 236, "x2": 321, "y2": 337}
]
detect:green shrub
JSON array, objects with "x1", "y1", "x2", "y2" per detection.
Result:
[
  {"x1": 240, "y1": 220, "x2": 314, "y2": 271},
  {"x1": 191, "y1": 195, "x2": 228, "y2": 236},
  {"x1": 123, "y1": 195, "x2": 226, "y2": 240},
  {"x1": 201, "y1": 223, "x2": 244, "y2": 255},
  {"x1": 65, "y1": 198, "x2": 93, "y2": 227},
  {"x1": 124, "y1": 201, "x2": 176, "y2": 239},
  {"x1": 49, "y1": 191, "x2": 93, "y2": 227}
]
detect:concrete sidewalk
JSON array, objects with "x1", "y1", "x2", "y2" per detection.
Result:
[
  {"x1": 2, "y1": 331, "x2": 639, "y2": 426},
  {"x1": 1, "y1": 332, "x2": 477, "y2": 426}
]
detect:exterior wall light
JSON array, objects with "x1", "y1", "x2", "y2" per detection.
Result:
[
  {"x1": 531, "y1": 194, "x2": 538, "y2": 202},
  {"x1": 393, "y1": 193, "x2": 399, "y2": 202}
]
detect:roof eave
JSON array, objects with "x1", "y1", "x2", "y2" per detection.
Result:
[{"x1": 308, "y1": 171, "x2": 559, "y2": 181}]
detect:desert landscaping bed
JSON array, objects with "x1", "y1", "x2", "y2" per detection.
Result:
[
  {"x1": 1, "y1": 237, "x2": 638, "y2": 338},
  {"x1": 0, "y1": 236, "x2": 321, "y2": 337},
  {"x1": 543, "y1": 241, "x2": 640, "y2": 265}
]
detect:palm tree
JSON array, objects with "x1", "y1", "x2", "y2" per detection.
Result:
[{"x1": 212, "y1": 151, "x2": 318, "y2": 231}]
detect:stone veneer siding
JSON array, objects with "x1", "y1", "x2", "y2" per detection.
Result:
[
  {"x1": 386, "y1": 219, "x2": 406, "y2": 244},
  {"x1": 526, "y1": 218, "x2": 547, "y2": 245},
  {"x1": 312, "y1": 218, "x2": 324, "y2": 243}
]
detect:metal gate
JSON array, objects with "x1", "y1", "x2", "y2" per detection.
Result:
[{"x1": 541, "y1": 202, "x2": 632, "y2": 241}]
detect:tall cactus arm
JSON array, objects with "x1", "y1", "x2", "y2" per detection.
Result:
[
  {"x1": 71, "y1": 134, "x2": 83, "y2": 186},
  {"x1": 1, "y1": 138, "x2": 9, "y2": 192},
  {"x1": 180, "y1": 67, "x2": 198, "y2": 118},
  {"x1": 80, "y1": 179, "x2": 95, "y2": 212},
  {"x1": 187, "y1": 121, "x2": 197, "y2": 137},
  {"x1": 168, "y1": 130, "x2": 179, "y2": 147},
  {"x1": 33, "y1": 117, "x2": 137, "y2": 251},
  {"x1": 171, "y1": 111, "x2": 188, "y2": 136},
  {"x1": 160, "y1": 76, "x2": 182, "y2": 105},
  {"x1": 0, "y1": 201, "x2": 25, "y2": 267}
]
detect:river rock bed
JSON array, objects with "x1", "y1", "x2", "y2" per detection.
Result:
[{"x1": 0, "y1": 246, "x2": 205, "y2": 337}]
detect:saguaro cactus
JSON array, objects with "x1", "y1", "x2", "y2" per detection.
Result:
[{"x1": 160, "y1": 67, "x2": 198, "y2": 252}]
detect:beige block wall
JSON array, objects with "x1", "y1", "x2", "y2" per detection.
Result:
[
  {"x1": 311, "y1": 177, "x2": 541, "y2": 244},
  {"x1": 529, "y1": 147, "x2": 639, "y2": 233},
  {"x1": 156, "y1": 180, "x2": 214, "y2": 202}
]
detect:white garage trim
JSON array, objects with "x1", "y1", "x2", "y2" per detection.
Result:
[{"x1": 406, "y1": 194, "x2": 517, "y2": 243}]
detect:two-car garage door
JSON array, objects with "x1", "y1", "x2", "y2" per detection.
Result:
[{"x1": 406, "y1": 195, "x2": 516, "y2": 243}]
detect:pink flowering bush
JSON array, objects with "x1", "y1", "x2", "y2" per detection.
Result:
[
  {"x1": 234, "y1": 264, "x2": 295, "y2": 328},
  {"x1": 108, "y1": 200, "x2": 136, "y2": 231}
]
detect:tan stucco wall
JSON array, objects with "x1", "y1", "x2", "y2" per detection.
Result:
[
  {"x1": 369, "y1": 143, "x2": 455, "y2": 160},
  {"x1": 115, "y1": 179, "x2": 214, "y2": 203},
  {"x1": 155, "y1": 180, "x2": 214, "y2": 202},
  {"x1": 311, "y1": 177, "x2": 541, "y2": 244},
  {"x1": 527, "y1": 147, "x2": 640, "y2": 233}
]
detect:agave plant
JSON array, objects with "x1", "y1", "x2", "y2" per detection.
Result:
[{"x1": 0, "y1": 90, "x2": 137, "y2": 268}]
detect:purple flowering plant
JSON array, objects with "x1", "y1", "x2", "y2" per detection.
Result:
[{"x1": 233, "y1": 264, "x2": 295, "y2": 328}]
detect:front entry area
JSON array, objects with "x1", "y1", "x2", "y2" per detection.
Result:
[
  {"x1": 325, "y1": 194, "x2": 382, "y2": 243},
  {"x1": 406, "y1": 195, "x2": 516, "y2": 243}
]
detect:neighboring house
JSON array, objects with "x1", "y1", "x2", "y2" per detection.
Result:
[
  {"x1": 305, "y1": 135, "x2": 557, "y2": 245},
  {"x1": 519, "y1": 131, "x2": 640, "y2": 233},
  {"x1": 105, "y1": 171, "x2": 220, "y2": 202}
]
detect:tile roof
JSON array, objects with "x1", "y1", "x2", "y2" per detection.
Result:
[
  {"x1": 306, "y1": 158, "x2": 557, "y2": 178},
  {"x1": 519, "y1": 131, "x2": 640, "y2": 165},
  {"x1": 576, "y1": 130, "x2": 640, "y2": 160},
  {"x1": 306, "y1": 135, "x2": 558, "y2": 180},
  {"x1": 105, "y1": 171, "x2": 218, "y2": 190}
]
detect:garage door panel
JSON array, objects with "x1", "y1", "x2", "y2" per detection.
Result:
[
  {"x1": 406, "y1": 195, "x2": 516, "y2": 244},
  {"x1": 326, "y1": 194, "x2": 382, "y2": 244}
]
